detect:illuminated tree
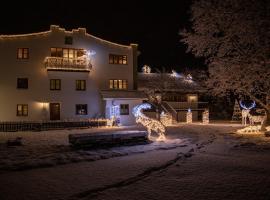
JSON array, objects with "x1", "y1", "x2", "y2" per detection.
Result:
[{"x1": 181, "y1": 0, "x2": 270, "y2": 130}]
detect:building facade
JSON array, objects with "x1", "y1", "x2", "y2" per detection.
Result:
[
  {"x1": 137, "y1": 70, "x2": 208, "y2": 122},
  {"x1": 0, "y1": 25, "x2": 145, "y2": 125}
]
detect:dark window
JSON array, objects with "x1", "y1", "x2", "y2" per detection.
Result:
[
  {"x1": 76, "y1": 80, "x2": 86, "y2": 90},
  {"x1": 17, "y1": 104, "x2": 28, "y2": 116},
  {"x1": 17, "y1": 48, "x2": 29, "y2": 59},
  {"x1": 76, "y1": 104, "x2": 87, "y2": 115},
  {"x1": 109, "y1": 79, "x2": 128, "y2": 89},
  {"x1": 109, "y1": 54, "x2": 128, "y2": 64},
  {"x1": 17, "y1": 78, "x2": 28, "y2": 89},
  {"x1": 65, "y1": 36, "x2": 73, "y2": 45},
  {"x1": 50, "y1": 79, "x2": 61, "y2": 90},
  {"x1": 120, "y1": 104, "x2": 129, "y2": 115}
]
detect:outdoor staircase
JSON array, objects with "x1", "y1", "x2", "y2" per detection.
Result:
[{"x1": 161, "y1": 101, "x2": 178, "y2": 124}]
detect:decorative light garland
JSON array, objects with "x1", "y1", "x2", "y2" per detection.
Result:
[
  {"x1": 142, "y1": 65, "x2": 151, "y2": 74},
  {"x1": 186, "y1": 108, "x2": 192, "y2": 124},
  {"x1": 239, "y1": 100, "x2": 256, "y2": 126},
  {"x1": 160, "y1": 111, "x2": 173, "y2": 126},
  {"x1": 133, "y1": 103, "x2": 166, "y2": 141},
  {"x1": 202, "y1": 109, "x2": 209, "y2": 124}
]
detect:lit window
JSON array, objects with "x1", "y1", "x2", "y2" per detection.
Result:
[
  {"x1": 17, "y1": 48, "x2": 29, "y2": 59},
  {"x1": 17, "y1": 78, "x2": 28, "y2": 89},
  {"x1": 120, "y1": 104, "x2": 129, "y2": 115},
  {"x1": 76, "y1": 104, "x2": 87, "y2": 115},
  {"x1": 113, "y1": 80, "x2": 118, "y2": 89},
  {"x1": 63, "y1": 48, "x2": 69, "y2": 58},
  {"x1": 50, "y1": 79, "x2": 61, "y2": 90},
  {"x1": 109, "y1": 79, "x2": 128, "y2": 89},
  {"x1": 69, "y1": 49, "x2": 74, "y2": 59},
  {"x1": 188, "y1": 95, "x2": 197, "y2": 102},
  {"x1": 17, "y1": 104, "x2": 28, "y2": 116},
  {"x1": 76, "y1": 80, "x2": 86, "y2": 91},
  {"x1": 109, "y1": 54, "x2": 128, "y2": 65},
  {"x1": 109, "y1": 80, "x2": 114, "y2": 89}
]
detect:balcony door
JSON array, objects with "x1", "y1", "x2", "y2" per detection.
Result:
[{"x1": 50, "y1": 103, "x2": 60, "y2": 120}]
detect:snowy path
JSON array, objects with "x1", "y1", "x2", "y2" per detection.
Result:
[{"x1": 1, "y1": 124, "x2": 270, "y2": 200}]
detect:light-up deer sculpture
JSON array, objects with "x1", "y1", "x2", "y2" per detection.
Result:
[
  {"x1": 239, "y1": 100, "x2": 256, "y2": 126},
  {"x1": 133, "y1": 103, "x2": 166, "y2": 141}
]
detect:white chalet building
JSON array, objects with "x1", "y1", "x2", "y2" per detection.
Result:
[{"x1": 0, "y1": 25, "x2": 146, "y2": 126}]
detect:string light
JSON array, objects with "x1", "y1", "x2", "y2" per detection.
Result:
[
  {"x1": 202, "y1": 109, "x2": 209, "y2": 124},
  {"x1": 133, "y1": 103, "x2": 166, "y2": 141},
  {"x1": 160, "y1": 111, "x2": 172, "y2": 126},
  {"x1": 239, "y1": 100, "x2": 256, "y2": 126},
  {"x1": 186, "y1": 108, "x2": 192, "y2": 123}
]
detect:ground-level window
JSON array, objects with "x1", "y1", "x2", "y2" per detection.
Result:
[
  {"x1": 120, "y1": 104, "x2": 129, "y2": 115},
  {"x1": 76, "y1": 104, "x2": 88, "y2": 115},
  {"x1": 109, "y1": 79, "x2": 128, "y2": 89},
  {"x1": 109, "y1": 54, "x2": 127, "y2": 64},
  {"x1": 76, "y1": 80, "x2": 86, "y2": 91},
  {"x1": 17, "y1": 104, "x2": 28, "y2": 116},
  {"x1": 50, "y1": 79, "x2": 61, "y2": 90},
  {"x1": 17, "y1": 78, "x2": 28, "y2": 89}
]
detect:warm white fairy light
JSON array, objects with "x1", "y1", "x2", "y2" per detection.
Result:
[
  {"x1": 171, "y1": 70, "x2": 181, "y2": 78},
  {"x1": 133, "y1": 103, "x2": 166, "y2": 141},
  {"x1": 240, "y1": 101, "x2": 256, "y2": 126},
  {"x1": 202, "y1": 109, "x2": 209, "y2": 124},
  {"x1": 186, "y1": 108, "x2": 192, "y2": 123},
  {"x1": 160, "y1": 111, "x2": 172, "y2": 126},
  {"x1": 142, "y1": 65, "x2": 151, "y2": 74}
]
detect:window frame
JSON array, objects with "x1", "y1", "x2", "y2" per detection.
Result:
[
  {"x1": 76, "y1": 80, "x2": 86, "y2": 91},
  {"x1": 75, "y1": 104, "x2": 88, "y2": 115},
  {"x1": 17, "y1": 104, "x2": 28, "y2": 116},
  {"x1": 109, "y1": 79, "x2": 128, "y2": 90},
  {"x1": 17, "y1": 48, "x2": 29, "y2": 59},
  {"x1": 120, "y1": 104, "x2": 129, "y2": 115},
  {"x1": 50, "y1": 79, "x2": 61, "y2": 90},
  {"x1": 109, "y1": 54, "x2": 128, "y2": 65},
  {"x1": 65, "y1": 36, "x2": 73, "y2": 45},
  {"x1": 17, "y1": 78, "x2": 28, "y2": 89}
]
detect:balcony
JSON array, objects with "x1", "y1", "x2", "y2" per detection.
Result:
[{"x1": 44, "y1": 57, "x2": 92, "y2": 72}]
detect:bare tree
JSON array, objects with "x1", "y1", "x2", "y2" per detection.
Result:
[{"x1": 181, "y1": 0, "x2": 270, "y2": 130}]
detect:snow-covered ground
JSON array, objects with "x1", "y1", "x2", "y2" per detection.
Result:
[{"x1": 1, "y1": 123, "x2": 270, "y2": 200}]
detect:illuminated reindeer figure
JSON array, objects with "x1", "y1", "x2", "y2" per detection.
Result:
[
  {"x1": 239, "y1": 100, "x2": 256, "y2": 126},
  {"x1": 133, "y1": 103, "x2": 166, "y2": 140}
]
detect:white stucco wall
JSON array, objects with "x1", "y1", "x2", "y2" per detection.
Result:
[
  {"x1": 0, "y1": 25, "x2": 137, "y2": 123},
  {"x1": 105, "y1": 99, "x2": 143, "y2": 125}
]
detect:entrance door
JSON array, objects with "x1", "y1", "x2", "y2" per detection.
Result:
[{"x1": 50, "y1": 103, "x2": 60, "y2": 120}]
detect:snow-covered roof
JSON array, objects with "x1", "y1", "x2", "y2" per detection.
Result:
[
  {"x1": 137, "y1": 72, "x2": 206, "y2": 93},
  {"x1": 100, "y1": 90, "x2": 147, "y2": 99}
]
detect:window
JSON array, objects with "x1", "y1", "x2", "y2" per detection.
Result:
[
  {"x1": 76, "y1": 80, "x2": 86, "y2": 90},
  {"x1": 50, "y1": 47, "x2": 63, "y2": 57},
  {"x1": 109, "y1": 79, "x2": 128, "y2": 89},
  {"x1": 17, "y1": 48, "x2": 29, "y2": 59},
  {"x1": 50, "y1": 48, "x2": 84, "y2": 58},
  {"x1": 17, "y1": 104, "x2": 28, "y2": 116},
  {"x1": 76, "y1": 104, "x2": 87, "y2": 115},
  {"x1": 17, "y1": 78, "x2": 28, "y2": 89},
  {"x1": 65, "y1": 36, "x2": 73, "y2": 45},
  {"x1": 120, "y1": 104, "x2": 129, "y2": 115},
  {"x1": 188, "y1": 95, "x2": 198, "y2": 103},
  {"x1": 109, "y1": 54, "x2": 128, "y2": 64},
  {"x1": 50, "y1": 79, "x2": 61, "y2": 90}
]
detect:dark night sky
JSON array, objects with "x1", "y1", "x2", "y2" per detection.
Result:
[{"x1": 0, "y1": 1, "x2": 204, "y2": 72}]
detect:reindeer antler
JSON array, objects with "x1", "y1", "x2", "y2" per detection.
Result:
[{"x1": 239, "y1": 100, "x2": 256, "y2": 110}]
